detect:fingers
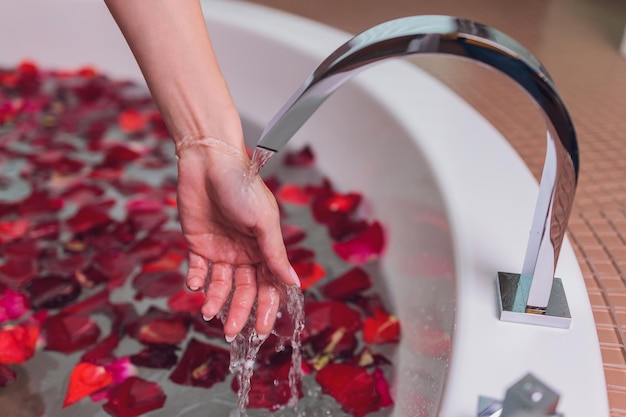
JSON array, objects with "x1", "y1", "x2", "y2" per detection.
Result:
[
  {"x1": 200, "y1": 262, "x2": 232, "y2": 321},
  {"x1": 255, "y1": 214, "x2": 301, "y2": 288},
  {"x1": 255, "y1": 265, "x2": 280, "y2": 338},
  {"x1": 223, "y1": 265, "x2": 257, "y2": 340},
  {"x1": 185, "y1": 252, "x2": 210, "y2": 291}
]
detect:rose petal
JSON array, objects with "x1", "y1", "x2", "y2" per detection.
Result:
[
  {"x1": 362, "y1": 307, "x2": 400, "y2": 345},
  {"x1": 319, "y1": 267, "x2": 371, "y2": 300},
  {"x1": 63, "y1": 362, "x2": 113, "y2": 407},
  {"x1": 283, "y1": 145, "x2": 315, "y2": 167},
  {"x1": 102, "y1": 376, "x2": 166, "y2": 417},
  {"x1": 167, "y1": 290, "x2": 205, "y2": 313},
  {"x1": 118, "y1": 109, "x2": 147, "y2": 134},
  {"x1": 304, "y1": 301, "x2": 362, "y2": 338},
  {"x1": 66, "y1": 204, "x2": 112, "y2": 233},
  {"x1": 0, "y1": 363, "x2": 17, "y2": 387},
  {"x1": 276, "y1": 184, "x2": 311, "y2": 205},
  {"x1": 0, "y1": 219, "x2": 30, "y2": 244},
  {"x1": 43, "y1": 313, "x2": 101, "y2": 354},
  {"x1": 81, "y1": 333, "x2": 120, "y2": 364},
  {"x1": 128, "y1": 307, "x2": 188, "y2": 345},
  {"x1": 0, "y1": 287, "x2": 30, "y2": 322},
  {"x1": 0, "y1": 258, "x2": 38, "y2": 288},
  {"x1": 373, "y1": 367, "x2": 394, "y2": 407},
  {"x1": 169, "y1": 338, "x2": 230, "y2": 388},
  {"x1": 24, "y1": 274, "x2": 82, "y2": 310},
  {"x1": 132, "y1": 271, "x2": 184, "y2": 300},
  {"x1": 332, "y1": 221, "x2": 385, "y2": 264},
  {"x1": 0, "y1": 323, "x2": 40, "y2": 364},
  {"x1": 130, "y1": 344, "x2": 179, "y2": 369},
  {"x1": 282, "y1": 224, "x2": 306, "y2": 246},
  {"x1": 315, "y1": 363, "x2": 381, "y2": 417},
  {"x1": 292, "y1": 261, "x2": 326, "y2": 290}
]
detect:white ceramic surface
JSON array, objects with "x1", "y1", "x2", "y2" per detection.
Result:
[{"x1": 0, "y1": 0, "x2": 608, "y2": 416}]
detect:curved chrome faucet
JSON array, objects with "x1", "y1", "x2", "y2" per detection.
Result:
[{"x1": 253, "y1": 15, "x2": 578, "y2": 326}]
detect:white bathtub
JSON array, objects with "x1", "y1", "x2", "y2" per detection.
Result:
[{"x1": 0, "y1": 0, "x2": 608, "y2": 416}]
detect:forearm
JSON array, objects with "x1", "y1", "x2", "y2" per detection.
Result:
[{"x1": 104, "y1": 0, "x2": 244, "y2": 150}]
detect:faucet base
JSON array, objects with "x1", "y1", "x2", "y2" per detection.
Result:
[{"x1": 496, "y1": 272, "x2": 571, "y2": 329}]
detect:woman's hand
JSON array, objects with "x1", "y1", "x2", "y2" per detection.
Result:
[{"x1": 176, "y1": 138, "x2": 299, "y2": 341}]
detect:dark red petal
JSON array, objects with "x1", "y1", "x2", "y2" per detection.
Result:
[
  {"x1": 373, "y1": 367, "x2": 394, "y2": 407},
  {"x1": 169, "y1": 338, "x2": 230, "y2": 388},
  {"x1": 327, "y1": 218, "x2": 369, "y2": 241},
  {"x1": 319, "y1": 267, "x2": 371, "y2": 300},
  {"x1": 286, "y1": 247, "x2": 315, "y2": 263},
  {"x1": 128, "y1": 307, "x2": 188, "y2": 345},
  {"x1": 17, "y1": 191, "x2": 63, "y2": 216},
  {"x1": 102, "y1": 144, "x2": 141, "y2": 166},
  {"x1": 130, "y1": 344, "x2": 179, "y2": 369},
  {"x1": 315, "y1": 363, "x2": 381, "y2": 417},
  {"x1": 24, "y1": 274, "x2": 82, "y2": 310},
  {"x1": 0, "y1": 258, "x2": 38, "y2": 288},
  {"x1": 292, "y1": 261, "x2": 326, "y2": 290},
  {"x1": 60, "y1": 182, "x2": 106, "y2": 206},
  {"x1": 283, "y1": 145, "x2": 315, "y2": 167},
  {"x1": 281, "y1": 224, "x2": 306, "y2": 246},
  {"x1": 102, "y1": 376, "x2": 166, "y2": 417},
  {"x1": 310, "y1": 327, "x2": 358, "y2": 359},
  {"x1": 167, "y1": 290, "x2": 205, "y2": 313},
  {"x1": 66, "y1": 204, "x2": 112, "y2": 233},
  {"x1": 43, "y1": 313, "x2": 101, "y2": 354},
  {"x1": 132, "y1": 271, "x2": 184, "y2": 300},
  {"x1": 142, "y1": 250, "x2": 185, "y2": 273},
  {"x1": 62, "y1": 289, "x2": 111, "y2": 316},
  {"x1": 332, "y1": 221, "x2": 385, "y2": 264},
  {"x1": 128, "y1": 237, "x2": 168, "y2": 263},
  {"x1": 0, "y1": 364, "x2": 17, "y2": 387},
  {"x1": 190, "y1": 315, "x2": 225, "y2": 340},
  {"x1": 81, "y1": 332, "x2": 120, "y2": 364},
  {"x1": 304, "y1": 301, "x2": 362, "y2": 338}
]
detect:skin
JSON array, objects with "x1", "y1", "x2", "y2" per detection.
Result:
[{"x1": 104, "y1": 0, "x2": 300, "y2": 340}]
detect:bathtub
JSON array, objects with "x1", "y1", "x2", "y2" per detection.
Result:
[{"x1": 0, "y1": 0, "x2": 608, "y2": 416}]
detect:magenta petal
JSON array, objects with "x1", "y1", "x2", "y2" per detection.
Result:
[
  {"x1": 332, "y1": 221, "x2": 385, "y2": 264},
  {"x1": 105, "y1": 357, "x2": 138, "y2": 385},
  {"x1": 102, "y1": 376, "x2": 166, "y2": 417},
  {"x1": 0, "y1": 287, "x2": 30, "y2": 322},
  {"x1": 169, "y1": 338, "x2": 230, "y2": 388}
]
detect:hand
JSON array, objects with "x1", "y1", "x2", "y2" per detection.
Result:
[{"x1": 175, "y1": 138, "x2": 300, "y2": 341}]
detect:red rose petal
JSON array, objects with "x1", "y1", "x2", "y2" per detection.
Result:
[
  {"x1": 62, "y1": 289, "x2": 111, "y2": 316},
  {"x1": 81, "y1": 332, "x2": 120, "y2": 364},
  {"x1": 315, "y1": 363, "x2": 381, "y2": 417},
  {"x1": 128, "y1": 236, "x2": 167, "y2": 263},
  {"x1": 283, "y1": 145, "x2": 315, "y2": 167},
  {"x1": 63, "y1": 362, "x2": 113, "y2": 407},
  {"x1": 24, "y1": 274, "x2": 82, "y2": 310},
  {"x1": 0, "y1": 324, "x2": 40, "y2": 364},
  {"x1": 118, "y1": 109, "x2": 147, "y2": 134},
  {"x1": 0, "y1": 364, "x2": 17, "y2": 387},
  {"x1": 363, "y1": 307, "x2": 400, "y2": 345},
  {"x1": 276, "y1": 184, "x2": 311, "y2": 205},
  {"x1": 286, "y1": 247, "x2": 315, "y2": 263},
  {"x1": 304, "y1": 301, "x2": 362, "y2": 338},
  {"x1": 130, "y1": 344, "x2": 179, "y2": 369},
  {"x1": 310, "y1": 327, "x2": 358, "y2": 359},
  {"x1": 17, "y1": 191, "x2": 64, "y2": 216},
  {"x1": 141, "y1": 250, "x2": 184, "y2": 273},
  {"x1": 373, "y1": 367, "x2": 394, "y2": 407},
  {"x1": 102, "y1": 376, "x2": 166, "y2": 417},
  {"x1": 319, "y1": 267, "x2": 371, "y2": 300},
  {"x1": 167, "y1": 290, "x2": 205, "y2": 313},
  {"x1": 0, "y1": 258, "x2": 38, "y2": 288},
  {"x1": 282, "y1": 224, "x2": 306, "y2": 246},
  {"x1": 332, "y1": 221, "x2": 385, "y2": 264},
  {"x1": 137, "y1": 316, "x2": 188, "y2": 345},
  {"x1": 0, "y1": 219, "x2": 30, "y2": 244},
  {"x1": 43, "y1": 313, "x2": 101, "y2": 354},
  {"x1": 66, "y1": 204, "x2": 112, "y2": 233},
  {"x1": 292, "y1": 261, "x2": 326, "y2": 290},
  {"x1": 169, "y1": 338, "x2": 230, "y2": 389},
  {"x1": 132, "y1": 271, "x2": 184, "y2": 300}
]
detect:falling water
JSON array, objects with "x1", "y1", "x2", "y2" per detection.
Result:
[
  {"x1": 250, "y1": 147, "x2": 276, "y2": 176},
  {"x1": 227, "y1": 284, "x2": 305, "y2": 417}
]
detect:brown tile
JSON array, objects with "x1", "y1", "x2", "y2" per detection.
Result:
[
  {"x1": 609, "y1": 388, "x2": 626, "y2": 412},
  {"x1": 605, "y1": 366, "x2": 626, "y2": 387},
  {"x1": 596, "y1": 307, "x2": 617, "y2": 326},
  {"x1": 602, "y1": 346, "x2": 626, "y2": 366},
  {"x1": 603, "y1": 279, "x2": 626, "y2": 291},
  {"x1": 608, "y1": 293, "x2": 626, "y2": 309},
  {"x1": 598, "y1": 327, "x2": 621, "y2": 345},
  {"x1": 589, "y1": 290, "x2": 608, "y2": 307}
]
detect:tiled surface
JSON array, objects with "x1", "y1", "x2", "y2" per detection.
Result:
[{"x1": 247, "y1": 0, "x2": 626, "y2": 413}]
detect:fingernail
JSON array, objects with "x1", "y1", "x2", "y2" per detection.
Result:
[
  {"x1": 257, "y1": 333, "x2": 269, "y2": 341},
  {"x1": 225, "y1": 334, "x2": 236, "y2": 343},
  {"x1": 289, "y1": 266, "x2": 301, "y2": 287},
  {"x1": 202, "y1": 315, "x2": 213, "y2": 322},
  {"x1": 188, "y1": 279, "x2": 202, "y2": 291}
]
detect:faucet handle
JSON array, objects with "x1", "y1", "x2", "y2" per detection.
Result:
[{"x1": 478, "y1": 373, "x2": 563, "y2": 417}]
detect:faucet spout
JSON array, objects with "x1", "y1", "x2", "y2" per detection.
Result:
[{"x1": 254, "y1": 15, "x2": 578, "y2": 321}]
